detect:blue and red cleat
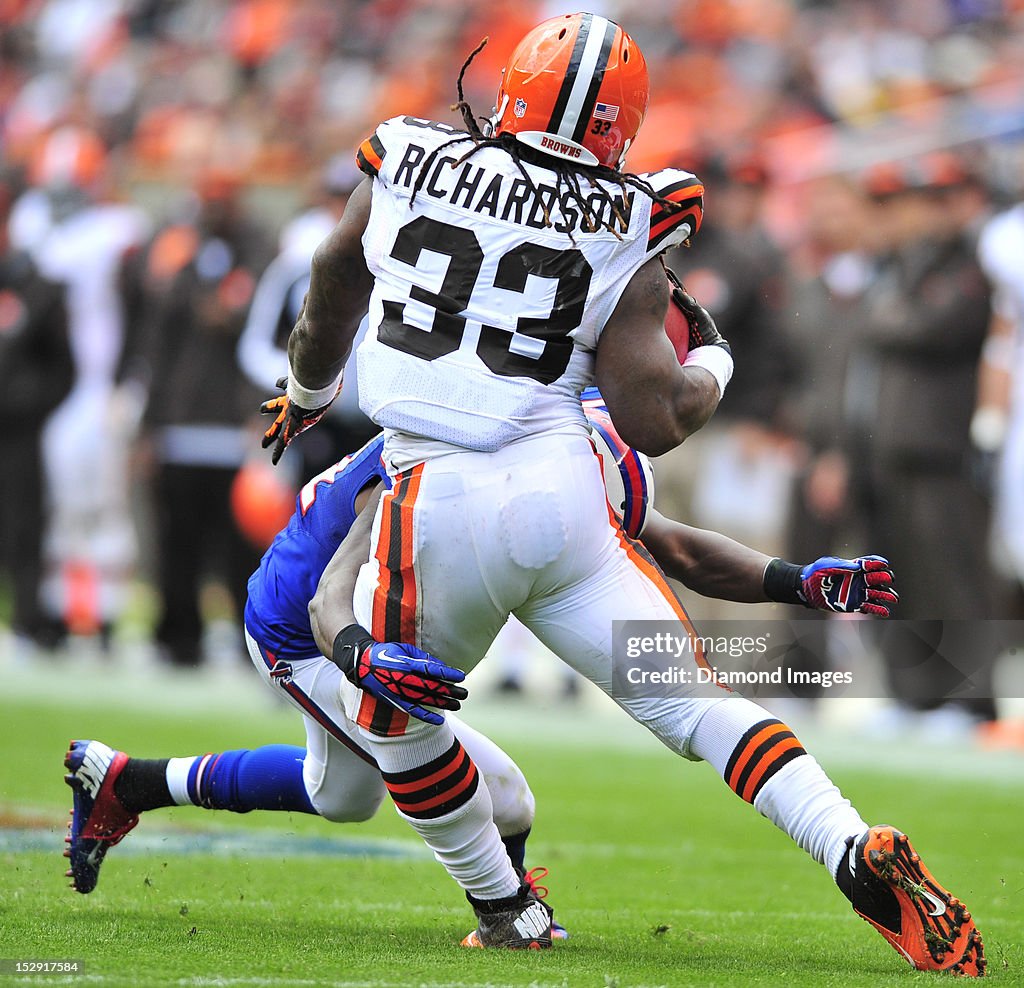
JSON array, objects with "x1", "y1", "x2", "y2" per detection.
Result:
[{"x1": 63, "y1": 740, "x2": 138, "y2": 894}]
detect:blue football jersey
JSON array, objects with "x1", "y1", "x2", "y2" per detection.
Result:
[{"x1": 244, "y1": 434, "x2": 389, "y2": 659}]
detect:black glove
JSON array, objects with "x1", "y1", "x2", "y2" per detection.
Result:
[{"x1": 665, "y1": 266, "x2": 731, "y2": 354}]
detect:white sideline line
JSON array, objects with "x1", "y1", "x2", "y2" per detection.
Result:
[
  {"x1": 0, "y1": 824, "x2": 430, "y2": 860},
  {"x1": 1, "y1": 970, "x2": 669, "y2": 988},
  {"x1": 20, "y1": 980, "x2": 646, "y2": 988},
  {"x1": 170, "y1": 981, "x2": 673, "y2": 988}
]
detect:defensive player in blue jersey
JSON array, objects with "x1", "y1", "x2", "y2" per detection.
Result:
[
  {"x1": 64, "y1": 393, "x2": 898, "y2": 924},
  {"x1": 62, "y1": 431, "x2": 547, "y2": 900}
]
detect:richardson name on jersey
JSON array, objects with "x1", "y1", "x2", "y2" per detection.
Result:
[{"x1": 392, "y1": 141, "x2": 633, "y2": 236}]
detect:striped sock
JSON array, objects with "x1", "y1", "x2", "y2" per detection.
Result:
[
  {"x1": 722, "y1": 717, "x2": 808, "y2": 805},
  {"x1": 375, "y1": 730, "x2": 521, "y2": 900},
  {"x1": 382, "y1": 737, "x2": 481, "y2": 819},
  {"x1": 691, "y1": 698, "x2": 866, "y2": 877}
]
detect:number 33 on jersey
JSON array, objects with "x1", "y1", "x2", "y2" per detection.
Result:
[{"x1": 354, "y1": 115, "x2": 703, "y2": 452}]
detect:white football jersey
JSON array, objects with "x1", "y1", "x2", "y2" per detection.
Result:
[{"x1": 354, "y1": 116, "x2": 702, "y2": 461}]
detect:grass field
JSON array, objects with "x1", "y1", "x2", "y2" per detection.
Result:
[{"x1": 1, "y1": 651, "x2": 1022, "y2": 988}]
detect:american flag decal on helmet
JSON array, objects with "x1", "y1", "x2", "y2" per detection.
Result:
[{"x1": 594, "y1": 102, "x2": 619, "y2": 121}]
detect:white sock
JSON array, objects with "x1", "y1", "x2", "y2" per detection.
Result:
[
  {"x1": 399, "y1": 783, "x2": 521, "y2": 899},
  {"x1": 690, "y1": 697, "x2": 866, "y2": 880},
  {"x1": 368, "y1": 723, "x2": 521, "y2": 900},
  {"x1": 165, "y1": 756, "x2": 201, "y2": 806},
  {"x1": 754, "y1": 755, "x2": 867, "y2": 878}
]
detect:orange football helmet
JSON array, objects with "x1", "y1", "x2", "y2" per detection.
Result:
[{"x1": 487, "y1": 12, "x2": 649, "y2": 170}]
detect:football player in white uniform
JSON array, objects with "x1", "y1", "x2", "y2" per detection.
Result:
[
  {"x1": 64, "y1": 392, "x2": 896, "y2": 933},
  {"x1": 260, "y1": 13, "x2": 984, "y2": 974}
]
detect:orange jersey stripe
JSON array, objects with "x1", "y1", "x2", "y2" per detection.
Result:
[
  {"x1": 371, "y1": 464, "x2": 424, "y2": 642},
  {"x1": 610, "y1": 513, "x2": 713, "y2": 675},
  {"x1": 648, "y1": 180, "x2": 705, "y2": 251},
  {"x1": 371, "y1": 488, "x2": 395, "y2": 640},
  {"x1": 649, "y1": 198, "x2": 704, "y2": 245},
  {"x1": 364, "y1": 465, "x2": 423, "y2": 739},
  {"x1": 396, "y1": 465, "x2": 424, "y2": 643},
  {"x1": 649, "y1": 184, "x2": 704, "y2": 223},
  {"x1": 356, "y1": 692, "x2": 377, "y2": 732},
  {"x1": 354, "y1": 693, "x2": 409, "y2": 737},
  {"x1": 386, "y1": 712, "x2": 409, "y2": 736}
]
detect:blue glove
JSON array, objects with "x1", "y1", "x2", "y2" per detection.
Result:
[
  {"x1": 332, "y1": 625, "x2": 468, "y2": 725},
  {"x1": 799, "y1": 555, "x2": 898, "y2": 617}
]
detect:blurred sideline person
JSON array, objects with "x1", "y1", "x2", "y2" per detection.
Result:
[
  {"x1": 261, "y1": 14, "x2": 984, "y2": 973},
  {"x1": 974, "y1": 191, "x2": 1024, "y2": 748},
  {"x1": 852, "y1": 156, "x2": 997, "y2": 733},
  {"x1": 130, "y1": 168, "x2": 273, "y2": 667},
  {"x1": 976, "y1": 198, "x2": 1024, "y2": 602},
  {"x1": 11, "y1": 126, "x2": 150, "y2": 646},
  {"x1": 656, "y1": 152, "x2": 796, "y2": 621},
  {"x1": 0, "y1": 170, "x2": 74, "y2": 650},
  {"x1": 238, "y1": 155, "x2": 377, "y2": 480},
  {"x1": 778, "y1": 175, "x2": 878, "y2": 698},
  {"x1": 63, "y1": 398, "x2": 895, "y2": 911}
]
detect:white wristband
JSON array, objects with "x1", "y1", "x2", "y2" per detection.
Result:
[
  {"x1": 286, "y1": 369, "x2": 343, "y2": 410},
  {"x1": 683, "y1": 344, "x2": 734, "y2": 398},
  {"x1": 970, "y1": 406, "x2": 1009, "y2": 452}
]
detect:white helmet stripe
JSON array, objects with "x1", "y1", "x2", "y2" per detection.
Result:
[{"x1": 554, "y1": 14, "x2": 614, "y2": 143}]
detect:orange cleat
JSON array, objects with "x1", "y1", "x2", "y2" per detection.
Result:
[{"x1": 850, "y1": 826, "x2": 985, "y2": 977}]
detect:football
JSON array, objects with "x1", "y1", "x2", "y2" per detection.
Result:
[{"x1": 664, "y1": 279, "x2": 691, "y2": 363}]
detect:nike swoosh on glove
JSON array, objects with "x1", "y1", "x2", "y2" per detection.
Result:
[
  {"x1": 333, "y1": 625, "x2": 468, "y2": 725},
  {"x1": 799, "y1": 555, "x2": 899, "y2": 617}
]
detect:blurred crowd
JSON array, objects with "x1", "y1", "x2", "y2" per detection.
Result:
[{"x1": 2, "y1": 0, "x2": 1024, "y2": 737}]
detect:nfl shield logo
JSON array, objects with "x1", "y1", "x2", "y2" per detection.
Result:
[{"x1": 514, "y1": 97, "x2": 528, "y2": 118}]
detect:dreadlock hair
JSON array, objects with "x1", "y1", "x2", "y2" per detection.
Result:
[{"x1": 409, "y1": 38, "x2": 690, "y2": 242}]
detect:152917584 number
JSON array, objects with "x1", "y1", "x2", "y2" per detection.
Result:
[{"x1": 0, "y1": 960, "x2": 83, "y2": 974}]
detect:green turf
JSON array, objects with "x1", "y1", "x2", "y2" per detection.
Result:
[{"x1": 1, "y1": 687, "x2": 1021, "y2": 987}]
